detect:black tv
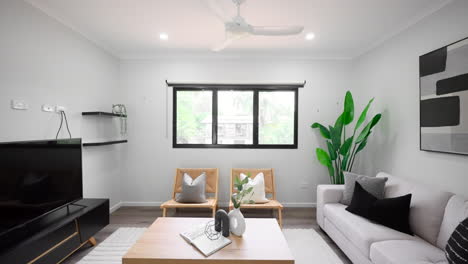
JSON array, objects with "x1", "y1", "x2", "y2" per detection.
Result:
[{"x1": 0, "y1": 138, "x2": 83, "y2": 236}]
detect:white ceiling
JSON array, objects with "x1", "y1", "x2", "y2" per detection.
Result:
[{"x1": 26, "y1": 0, "x2": 451, "y2": 59}]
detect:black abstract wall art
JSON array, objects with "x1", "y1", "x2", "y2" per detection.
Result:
[{"x1": 420, "y1": 37, "x2": 468, "y2": 155}]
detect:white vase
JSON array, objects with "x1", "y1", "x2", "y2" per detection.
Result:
[{"x1": 228, "y1": 208, "x2": 246, "y2": 236}]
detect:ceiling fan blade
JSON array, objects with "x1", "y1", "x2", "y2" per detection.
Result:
[
  {"x1": 250, "y1": 26, "x2": 304, "y2": 36},
  {"x1": 205, "y1": 0, "x2": 231, "y2": 23},
  {"x1": 212, "y1": 38, "x2": 235, "y2": 52},
  {"x1": 212, "y1": 32, "x2": 248, "y2": 52}
]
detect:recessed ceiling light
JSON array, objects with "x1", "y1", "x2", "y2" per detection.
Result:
[
  {"x1": 305, "y1": 33, "x2": 315, "y2": 40},
  {"x1": 159, "y1": 33, "x2": 169, "y2": 40}
]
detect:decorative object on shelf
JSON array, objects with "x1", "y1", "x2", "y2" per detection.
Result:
[
  {"x1": 420, "y1": 37, "x2": 468, "y2": 155},
  {"x1": 112, "y1": 104, "x2": 128, "y2": 136},
  {"x1": 214, "y1": 209, "x2": 230, "y2": 237},
  {"x1": 229, "y1": 174, "x2": 254, "y2": 236},
  {"x1": 311, "y1": 91, "x2": 382, "y2": 184}
]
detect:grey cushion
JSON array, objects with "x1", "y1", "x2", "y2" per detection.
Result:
[
  {"x1": 175, "y1": 172, "x2": 207, "y2": 203},
  {"x1": 342, "y1": 172, "x2": 388, "y2": 205}
]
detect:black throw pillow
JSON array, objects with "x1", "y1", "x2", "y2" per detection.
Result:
[
  {"x1": 346, "y1": 182, "x2": 377, "y2": 218},
  {"x1": 368, "y1": 194, "x2": 413, "y2": 235},
  {"x1": 346, "y1": 181, "x2": 413, "y2": 235},
  {"x1": 445, "y1": 218, "x2": 468, "y2": 264}
]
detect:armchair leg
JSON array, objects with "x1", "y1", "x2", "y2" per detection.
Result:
[
  {"x1": 278, "y1": 208, "x2": 283, "y2": 229},
  {"x1": 212, "y1": 207, "x2": 216, "y2": 218},
  {"x1": 162, "y1": 208, "x2": 167, "y2": 217}
]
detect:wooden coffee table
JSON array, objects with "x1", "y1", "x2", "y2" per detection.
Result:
[{"x1": 123, "y1": 217, "x2": 294, "y2": 264}]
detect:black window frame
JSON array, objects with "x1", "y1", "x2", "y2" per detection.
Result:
[{"x1": 173, "y1": 87, "x2": 298, "y2": 149}]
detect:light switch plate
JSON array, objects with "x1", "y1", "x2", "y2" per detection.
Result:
[{"x1": 11, "y1": 100, "x2": 28, "y2": 110}]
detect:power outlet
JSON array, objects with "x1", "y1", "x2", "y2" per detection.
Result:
[
  {"x1": 42, "y1": 104, "x2": 55, "y2": 112},
  {"x1": 55, "y1": 105, "x2": 66, "y2": 112}
]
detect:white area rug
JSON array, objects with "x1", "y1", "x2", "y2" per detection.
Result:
[
  {"x1": 283, "y1": 229, "x2": 345, "y2": 264},
  {"x1": 77, "y1": 227, "x2": 146, "y2": 264},
  {"x1": 78, "y1": 227, "x2": 344, "y2": 264}
]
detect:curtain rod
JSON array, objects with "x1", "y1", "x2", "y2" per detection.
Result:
[{"x1": 165, "y1": 80, "x2": 306, "y2": 89}]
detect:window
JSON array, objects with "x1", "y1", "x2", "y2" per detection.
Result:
[
  {"x1": 218, "y1": 91, "x2": 253, "y2": 145},
  {"x1": 173, "y1": 87, "x2": 298, "y2": 148},
  {"x1": 259, "y1": 91, "x2": 296, "y2": 145},
  {"x1": 175, "y1": 90, "x2": 212, "y2": 144}
]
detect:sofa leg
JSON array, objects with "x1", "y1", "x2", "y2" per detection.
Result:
[
  {"x1": 162, "y1": 208, "x2": 167, "y2": 217},
  {"x1": 212, "y1": 207, "x2": 216, "y2": 217}
]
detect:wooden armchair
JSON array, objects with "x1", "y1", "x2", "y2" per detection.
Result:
[
  {"x1": 161, "y1": 168, "x2": 219, "y2": 217},
  {"x1": 229, "y1": 168, "x2": 284, "y2": 228}
]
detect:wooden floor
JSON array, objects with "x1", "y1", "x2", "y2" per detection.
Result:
[{"x1": 63, "y1": 207, "x2": 351, "y2": 264}]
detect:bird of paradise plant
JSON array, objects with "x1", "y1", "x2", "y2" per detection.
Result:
[{"x1": 311, "y1": 91, "x2": 381, "y2": 184}]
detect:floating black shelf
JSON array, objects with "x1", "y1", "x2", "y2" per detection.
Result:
[
  {"x1": 82, "y1": 111, "x2": 127, "y2": 118},
  {"x1": 82, "y1": 140, "x2": 128, "y2": 147}
]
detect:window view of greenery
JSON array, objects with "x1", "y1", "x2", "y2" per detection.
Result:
[
  {"x1": 259, "y1": 91, "x2": 295, "y2": 145},
  {"x1": 217, "y1": 91, "x2": 253, "y2": 145},
  {"x1": 176, "y1": 90, "x2": 212, "y2": 144},
  {"x1": 175, "y1": 88, "x2": 297, "y2": 147}
]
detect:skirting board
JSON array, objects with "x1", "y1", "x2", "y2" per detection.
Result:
[
  {"x1": 110, "y1": 202, "x2": 123, "y2": 213},
  {"x1": 117, "y1": 201, "x2": 316, "y2": 208},
  {"x1": 281, "y1": 202, "x2": 316, "y2": 208}
]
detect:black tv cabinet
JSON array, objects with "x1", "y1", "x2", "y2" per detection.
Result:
[{"x1": 0, "y1": 199, "x2": 109, "y2": 264}]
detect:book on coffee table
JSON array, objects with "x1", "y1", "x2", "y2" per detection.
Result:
[{"x1": 180, "y1": 222, "x2": 232, "y2": 257}]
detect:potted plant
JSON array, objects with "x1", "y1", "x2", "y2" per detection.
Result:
[
  {"x1": 229, "y1": 174, "x2": 254, "y2": 236},
  {"x1": 311, "y1": 91, "x2": 381, "y2": 184}
]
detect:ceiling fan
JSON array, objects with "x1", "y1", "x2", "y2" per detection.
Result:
[{"x1": 207, "y1": 0, "x2": 304, "y2": 52}]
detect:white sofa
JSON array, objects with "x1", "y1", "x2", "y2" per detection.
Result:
[{"x1": 317, "y1": 172, "x2": 468, "y2": 264}]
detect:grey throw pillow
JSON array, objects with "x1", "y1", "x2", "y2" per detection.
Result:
[
  {"x1": 175, "y1": 172, "x2": 207, "y2": 203},
  {"x1": 342, "y1": 172, "x2": 388, "y2": 205}
]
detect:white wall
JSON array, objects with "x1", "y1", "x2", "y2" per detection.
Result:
[
  {"x1": 0, "y1": 0, "x2": 124, "y2": 209},
  {"x1": 5, "y1": 0, "x2": 467, "y2": 211},
  {"x1": 353, "y1": 0, "x2": 468, "y2": 196},
  {"x1": 120, "y1": 59, "x2": 352, "y2": 206}
]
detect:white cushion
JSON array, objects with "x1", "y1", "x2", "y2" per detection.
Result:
[
  {"x1": 436, "y1": 195, "x2": 468, "y2": 249},
  {"x1": 370, "y1": 239, "x2": 448, "y2": 264},
  {"x1": 240, "y1": 172, "x2": 269, "y2": 203},
  {"x1": 323, "y1": 203, "x2": 416, "y2": 258},
  {"x1": 378, "y1": 172, "x2": 453, "y2": 245}
]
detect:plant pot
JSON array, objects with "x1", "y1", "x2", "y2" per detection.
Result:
[{"x1": 228, "y1": 208, "x2": 246, "y2": 236}]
